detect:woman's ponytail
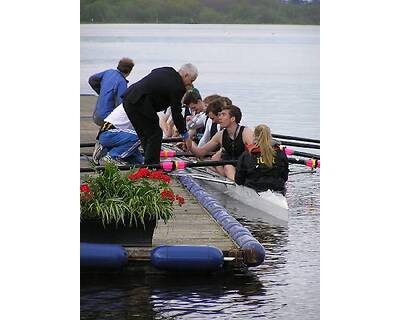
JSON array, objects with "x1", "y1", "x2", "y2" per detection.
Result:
[{"x1": 254, "y1": 124, "x2": 276, "y2": 168}]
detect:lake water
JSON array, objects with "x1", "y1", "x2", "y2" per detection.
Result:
[{"x1": 81, "y1": 24, "x2": 320, "y2": 320}]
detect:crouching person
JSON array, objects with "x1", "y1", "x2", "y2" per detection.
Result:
[
  {"x1": 234, "y1": 124, "x2": 288, "y2": 193},
  {"x1": 92, "y1": 104, "x2": 144, "y2": 165}
]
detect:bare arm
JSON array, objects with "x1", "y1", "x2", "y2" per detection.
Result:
[
  {"x1": 242, "y1": 127, "x2": 255, "y2": 145},
  {"x1": 190, "y1": 131, "x2": 222, "y2": 157}
]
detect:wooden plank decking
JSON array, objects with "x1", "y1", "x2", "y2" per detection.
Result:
[{"x1": 80, "y1": 95, "x2": 239, "y2": 262}]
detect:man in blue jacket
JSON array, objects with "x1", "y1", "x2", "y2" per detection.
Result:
[
  {"x1": 123, "y1": 63, "x2": 198, "y2": 164},
  {"x1": 88, "y1": 57, "x2": 134, "y2": 126}
]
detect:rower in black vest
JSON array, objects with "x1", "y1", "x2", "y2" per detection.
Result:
[
  {"x1": 189, "y1": 104, "x2": 254, "y2": 180},
  {"x1": 221, "y1": 125, "x2": 246, "y2": 160}
]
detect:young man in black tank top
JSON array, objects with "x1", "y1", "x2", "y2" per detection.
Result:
[{"x1": 189, "y1": 104, "x2": 254, "y2": 180}]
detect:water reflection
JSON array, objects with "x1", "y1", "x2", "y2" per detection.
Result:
[{"x1": 81, "y1": 272, "x2": 268, "y2": 320}]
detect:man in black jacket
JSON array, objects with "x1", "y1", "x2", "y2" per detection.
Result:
[{"x1": 123, "y1": 63, "x2": 198, "y2": 164}]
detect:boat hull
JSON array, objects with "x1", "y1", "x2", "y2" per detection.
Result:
[{"x1": 187, "y1": 168, "x2": 289, "y2": 224}]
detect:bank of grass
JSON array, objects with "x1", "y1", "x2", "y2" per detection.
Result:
[{"x1": 80, "y1": 0, "x2": 319, "y2": 25}]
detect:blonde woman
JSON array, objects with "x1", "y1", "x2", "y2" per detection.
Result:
[{"x1": 234, "y1": 124, "x2": 289, "y2": 193}]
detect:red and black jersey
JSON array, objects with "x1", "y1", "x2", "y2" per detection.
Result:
[{"x1": 234, "y1": 144, "x2": 289, "y2": 192}]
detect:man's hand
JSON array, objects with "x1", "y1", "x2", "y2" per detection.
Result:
[{"x1": 185, "y1": 138, "x2": 192, "y2": 151}]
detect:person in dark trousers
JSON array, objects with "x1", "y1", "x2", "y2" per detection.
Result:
[
  {"x1": 122, "y1": 63, "x2": 198, "y2": 164},
  {"x1": 89, "y1": 57, "x2": 134, "y2": 126},
  {"x1": 235, "y1": 124, "x2": 289, "y2": 193}
]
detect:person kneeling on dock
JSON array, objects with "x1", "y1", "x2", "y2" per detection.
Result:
[
  {"x1": 92, "y1": 104, "x2": 143, "y2": 165},
  {"x1": 189, "y1": 104, "x2": 254, "y2": 180},
  {"x1": 235, "y1": 124, "x2": 289, "y2": 193}
]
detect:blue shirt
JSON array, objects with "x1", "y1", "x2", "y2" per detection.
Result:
[{"x1": 89, "y1": 69, "x2": 128, "y2": 120}]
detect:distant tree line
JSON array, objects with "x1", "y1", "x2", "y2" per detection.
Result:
[{"x1": 80, "y1": 0, "x2": 320, "y2": 25}]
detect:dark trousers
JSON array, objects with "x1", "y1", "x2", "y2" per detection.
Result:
[{"x1": 123, "y1": 96, "x2": 163, "y2": 164}]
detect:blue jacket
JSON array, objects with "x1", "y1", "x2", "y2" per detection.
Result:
[{"x1": 89, "y1": 69, "x2": 128, "y2": 120}]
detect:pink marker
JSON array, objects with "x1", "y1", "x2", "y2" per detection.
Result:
[
  {"x1": 160, "y1": 150, "x2": 176, "y2": 158},
  {"x1": 161, "y1": 161, "x2": 173, "y2": 171},
  {"x1": 284, "y1": 147, "x2": 294, "y2": 156},
  {"x1": 176, "y1": 161, "x2": 186, "y2": 169}
]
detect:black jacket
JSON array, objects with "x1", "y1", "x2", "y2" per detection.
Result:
[
  {"x1": 234, "y1": 145, "x2": 289, "y2": 192},
  {"x1": 123, "y1": 67, "x2": 187, "y2": 134}
]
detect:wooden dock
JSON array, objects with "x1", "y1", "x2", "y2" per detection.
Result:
[{"x1": 80, "y1": 95, "x2": 242, "y2": 268}]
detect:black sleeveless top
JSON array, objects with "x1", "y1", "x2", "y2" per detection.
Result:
[
  {"x1": 221, "y1": 125, "x2": 246, "y2": 160},
  {"x1": 210, "y1": 122, "x2": 218, "y2": 139}
]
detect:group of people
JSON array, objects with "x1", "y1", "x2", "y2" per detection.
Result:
[{"x1": 88, "y1": 58, "x2": 289, "y2": 193}]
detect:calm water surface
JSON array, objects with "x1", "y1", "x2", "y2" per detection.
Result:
[{"x1": 81, "y1": 24, "x2": 320, "y2": 320}]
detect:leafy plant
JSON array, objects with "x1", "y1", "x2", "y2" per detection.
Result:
[{"x1": 80, "y1": 163, "x2": 185, "y2": 228}]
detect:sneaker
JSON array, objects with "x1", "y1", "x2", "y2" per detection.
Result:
[
  {"x1": 101, "y1": 154, "x2": 129, "y2": 166},
  {"x1": 92, "y1": 141, "x2": 105, "y2": 165}
]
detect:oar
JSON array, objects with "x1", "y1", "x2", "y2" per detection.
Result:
[
  {"x1": 80, "y1": 157, "x2": 320, "y2": 173},
  {"x1": 278, "y1": 140, "x2": 320, "y2": 150},
  {"x1": 80, "y1": 159, "x2": 237, "y2": 173},
  {"x1": 79, "y1": 150, "x2": 217, "y2": 158},
  {"x1": 283, "y1": 147, "x2": 320, "y2": 160},
  {"x1": 272, "y1": 134, "x2": 319, "y2": 144},
  {"x1": 80, "y1": 135, "x2": 320, "y2": 149},
  {"x1": 170, "y1": 173, "x2": 235, "y2": 185},
  {"x1": 80, "y1": 137, "x2": 183, "y2": 148}
]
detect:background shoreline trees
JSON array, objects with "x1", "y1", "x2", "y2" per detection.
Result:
[{"x1": 80, "y1": 0, "x2": 320, "y2": 25}]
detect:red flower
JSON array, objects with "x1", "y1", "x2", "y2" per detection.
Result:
[
  {"x1": 137, "y1": 168, "x2": 150, "y2": 177},
  {"x1": 175, "y1": 195, "x2": 185, "y2": 206},
  {"x1": 149, "y1": 170, "x2": 171, "y2": 184},
  {"x1": 161, "y1": 175, "x2": 171, "y2": 184},
  {"x1": 161, "y1": 189, "x2": 175, "y2": 202},
  {"x1": 80, "y1": 184, "x2": 91, "y2": 193},
  {"x1": 128, "y1": 168, "x2": 151, "y2": 180}
]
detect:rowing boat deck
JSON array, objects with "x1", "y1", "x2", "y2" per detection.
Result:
[{"x1": 80, "y1": 95, "x2": 239, "y2": 263}]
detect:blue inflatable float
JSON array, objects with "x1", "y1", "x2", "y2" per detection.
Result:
[
  {"x1": 151, "y1": 245, "x2": 224, "y2": 271},
  {"x1": 80, "y1": 242, "x2": 128, "y2": 268}
]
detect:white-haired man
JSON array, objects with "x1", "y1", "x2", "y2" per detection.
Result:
[{"x1": 123, "y1": 63, "x2": 198, "y2": 164}]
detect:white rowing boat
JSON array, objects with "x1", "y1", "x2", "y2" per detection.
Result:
[
  {"x1": 180, "y1": 166, "x2": 289, "y2": 224},
  {"x1": 162, "y1": 145, "x2": 289, "y2": 224}
]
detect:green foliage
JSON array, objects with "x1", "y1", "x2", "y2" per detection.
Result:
[
  {"x1": 80, "y1": 0, "x2": 320, "y2": 25},
  {"x1": 80, "y1": 163, "x2": 182, "y2": 228}
]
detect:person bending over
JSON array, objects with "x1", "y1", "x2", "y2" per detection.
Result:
[
  {"x1": 89, "y1": 57, "x2": 134, "y2": 126},
  {"x1": 235, "y1": 124, "x2": 289, "y2": 193},
  {"x1": 122, "y1": 63, "x2": 198, "y2": 164},
  {"x1": 189, "y1": 104, "x2": 254, "y2": 180}
]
